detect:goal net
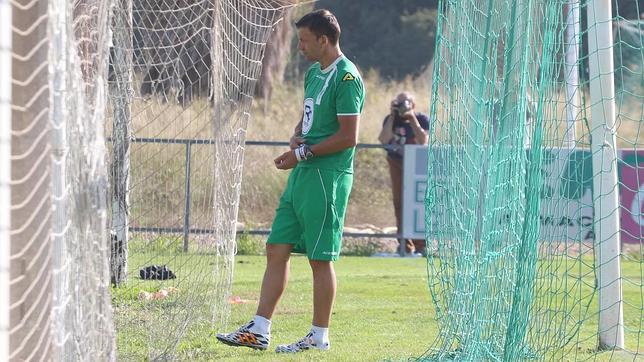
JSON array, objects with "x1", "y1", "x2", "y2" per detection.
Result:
[
  {"x1": 424, "y1": 0, "x2": 642, "y2": 360},
  {"x1": 2, "y1": 0, "x2": 294, "y2": 360},
  {"x1": 108, "y1": 0, "x2": 294, "y2": 359}
]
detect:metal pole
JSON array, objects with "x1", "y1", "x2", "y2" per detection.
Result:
[
  {"x1": 564, "y1": 0, "x2": 581, "y2": 148},
  {"x1": 587, "y1": 0, "x2": 624, "y2": 350},
  {"x1": 109, "y1": 0, "x2": 133, "y2": 286},
  {"x1": 49, "y1": 0, "x2": 69, "y2": 356},
  {"x1": 183, "y1": 142, "x2": 193, "y2": 252},
  {"x1": 0, "y1": 0, "x2": 11, "y2": 359}
]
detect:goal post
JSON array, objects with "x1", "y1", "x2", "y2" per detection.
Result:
[
  {"x1": 563, "y1": 0, "x2": 581, "y2": 148},
  {"x1": 587, "y1": 0, "x2": 625, "y2": 350},
  {"x1": 50, "y1": 0, "x2": 70, "y2": 355}
]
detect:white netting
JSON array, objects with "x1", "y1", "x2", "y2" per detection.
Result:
[
  {"x1": 107, "y1": 0, "x2": 294, "y2": 358},
  {"x1": 6, "y1": 0, "x2": 115, "y2": 360},
  {"x1": 51, "y1": 0, "x2": 116, "y2": 359},
  {"x1": 4, "y1": 0, "x2": 294, "y2": 359}
]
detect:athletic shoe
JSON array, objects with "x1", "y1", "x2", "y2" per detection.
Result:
[
  {"x1": 216, "y1": 321, "x2": 270, "y2": 350},
  {"x1": 275, "y1": 332, "x2": 330, "y2": 353}
]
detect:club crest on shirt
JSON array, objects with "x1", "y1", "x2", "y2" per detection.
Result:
[{"x1": 302, "y1": 98, "x2": 314, "y2": 135}]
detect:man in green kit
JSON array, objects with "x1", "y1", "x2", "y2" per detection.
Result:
[{"x1": 216, "y1": 9, "x2": 365, "y2": 353}]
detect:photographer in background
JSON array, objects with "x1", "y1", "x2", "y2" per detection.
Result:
[{"x1": 378, "y1": 91, "x2": 430, "y2": 256}]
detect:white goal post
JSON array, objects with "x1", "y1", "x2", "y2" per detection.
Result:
[{"x1": 587, "y1": 0, "x2": 624, "y2": 350}]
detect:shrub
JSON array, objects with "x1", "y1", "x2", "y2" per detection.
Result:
[
  {"x1": 342, "y1": 237, "x2": 398, "y2": 256},
  {"x1": 236, "y1": 232, "x2": 265, "y2": 256}
]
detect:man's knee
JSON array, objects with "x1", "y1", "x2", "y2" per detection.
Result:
[
  {"x1": 309, "y1": 259, "x2": 333, "y2": 272},
  {"x1": 266, "y1": 243, "x2": 292, "y2": 264}
]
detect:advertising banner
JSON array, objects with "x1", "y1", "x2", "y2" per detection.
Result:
[{"x1": 402, "y1": 145, "x2": 643, "y2": 244}]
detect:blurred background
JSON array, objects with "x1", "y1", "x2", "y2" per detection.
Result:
[{"x1": 240, "y1": 1, "x2": 442, "y2": 251}]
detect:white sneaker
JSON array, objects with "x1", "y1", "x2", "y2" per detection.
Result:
[{"x1": 275, "y1": 332, "x2": 330, "y2": 353}]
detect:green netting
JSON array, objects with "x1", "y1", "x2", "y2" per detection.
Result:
[{"x1": 423, "y1": 0, "x2": 642, "y2": 360}]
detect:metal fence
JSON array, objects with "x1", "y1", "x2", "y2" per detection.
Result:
[{"x1": 113, "y1": 137, "x2": 401, "y2": 252}]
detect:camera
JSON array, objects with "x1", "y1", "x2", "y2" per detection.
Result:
[{"x1": 392, "y1": 99, "x2": 412, "y2": 116}]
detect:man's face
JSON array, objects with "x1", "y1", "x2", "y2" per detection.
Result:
[
  {"x1": 297, "y1": 27, "x2": 324, "y2": 62},
  {"x1": 394, "y1": 94, "x2": 413, "y2": 107}
]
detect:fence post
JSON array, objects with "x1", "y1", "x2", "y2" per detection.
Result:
[
  {"x1": 109, "y1": 0, "x2": 132, "y2": 286},
  {"x1": 183, "y1": 142, "x2": 192, "y2": 252}
]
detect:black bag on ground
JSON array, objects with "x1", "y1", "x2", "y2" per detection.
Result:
[{"x1": 139, "y1": 265, "x2": 176, "y2": 280}]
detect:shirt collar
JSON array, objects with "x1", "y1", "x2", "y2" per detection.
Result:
[{"x1": 320, "y1": 54, "x2": 344, "y2": 74}]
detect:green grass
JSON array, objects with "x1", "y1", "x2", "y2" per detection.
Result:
[
  {"x1": 115, "y1": 254, "x2": 436, "y2": 361},
  {"x1": 114, "y1": 251, "x2": 643, "y2": 361},
  {"x1": 220, "y1": 256, "x2": 436, "y2": 361}
]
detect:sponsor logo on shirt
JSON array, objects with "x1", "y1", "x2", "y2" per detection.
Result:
[{"x1": 342, "y1": 72, "x2": 355, "y2": 81}]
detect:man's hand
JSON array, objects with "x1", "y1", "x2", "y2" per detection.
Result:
[
  {"x1": 389, "y1": 100, "x2": 398, "y2": 119},
  {"x1": 290, "y1": 135, "x2": 304, "y2": 149},
  {"x1": 400, "y1": 109, "x2": 416, "y2": 120},
  {"x1": 274, "y1": 150, "x2": 298, "y2": 170}
]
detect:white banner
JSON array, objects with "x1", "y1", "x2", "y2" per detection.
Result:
[{"x1": 402, "y1": 145, "x2": 596, "y2": 242}]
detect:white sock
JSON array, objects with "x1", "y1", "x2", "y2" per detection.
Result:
[
  {"x1": 250, "y1": 315, "x2": 271, "y2": 335},
  {"x1": 310, "y1": 325, "x2": 329, "y2": 344}
]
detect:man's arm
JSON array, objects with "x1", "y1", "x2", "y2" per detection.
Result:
[
  {"x1": 290, "y1": 117, "x2": 304, "y2": 149},
  {"x1": 405, "y1": 113, "x2": 428, "y2": 145},
  {"x1": 378, "y1": 115, "x2": 394, "y2": 144},
  {"x1": 310, "y1": 115, "x2": 359, "y2": 156},
  {"x1": 274, "y1": 115, "x2": 359, "y2": 170}
]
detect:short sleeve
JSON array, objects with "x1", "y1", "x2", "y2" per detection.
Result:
[
  {"x1": 303, "y1": 66, "x2": 313, "y2": 90},
  {"x1": 417, "y1": 113, "x2": 431, "y2": 130},
  {"x1": 336, "y1": 71, "x2": 364, "y2": 116}
]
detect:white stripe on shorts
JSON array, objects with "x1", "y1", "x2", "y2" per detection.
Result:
[{"x1": 311, "y1": 169, "x2": 328, "y2": 258}]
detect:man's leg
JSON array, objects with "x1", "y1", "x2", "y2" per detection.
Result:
[
  {"x1": 256, "y1": 243, "x2": 293, "y2": 319},
  {"x1": 274, "y1": 259, "x2": 334, "y2": 353},
  {"x1": 274, "y1": 169, "x2": 347, "y2": 353},
  {"x1": 387, "y1": 157, "x2": 414, "y2": 254},
  {"x1": 412, "y1": 239, "x2": 427, "y2": 255},
  {"x1": 309, "y1": 259, "x2": 336, "y2": 327},
  {"x1": 216, "y1": 243, "x2": 293, "y2": 350},
  {"x1": 217, "y1": 169, "x2": 301, "y2": 350}
]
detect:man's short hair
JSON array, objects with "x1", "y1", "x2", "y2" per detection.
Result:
[
  {"x1": 295, "y1": 9, "x2": 341, "y2": 45},
  {"x1": 396, "y1": 91, "x2": 415, "y2": 103}
]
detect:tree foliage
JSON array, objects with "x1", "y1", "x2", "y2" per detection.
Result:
[
  {"x1": 292, "y1": 0, "x2": 639, "y2": 81},
  {"x1": 308, "y1": 0, "x2": 440, "y2": 80}
]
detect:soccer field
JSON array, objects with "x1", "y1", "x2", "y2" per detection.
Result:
[
  {"x1": 115, "y1": 254, "x2": 434, "y2": 361},
  {"x1": 114, "y1": 254, "x2": 641, "y2": 361}
]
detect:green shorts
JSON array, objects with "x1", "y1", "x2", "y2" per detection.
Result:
[{"x1": 267, "y1": 166, "x2": 353, "y2": 261}]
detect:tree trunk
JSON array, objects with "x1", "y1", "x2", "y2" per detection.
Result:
[{"x1": 255, "y1": 8, "x2": 293, "y2": 100}]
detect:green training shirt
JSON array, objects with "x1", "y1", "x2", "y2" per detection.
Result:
[{"x1": 299, "y1": 55, "x2": 365, "y2": 173}]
